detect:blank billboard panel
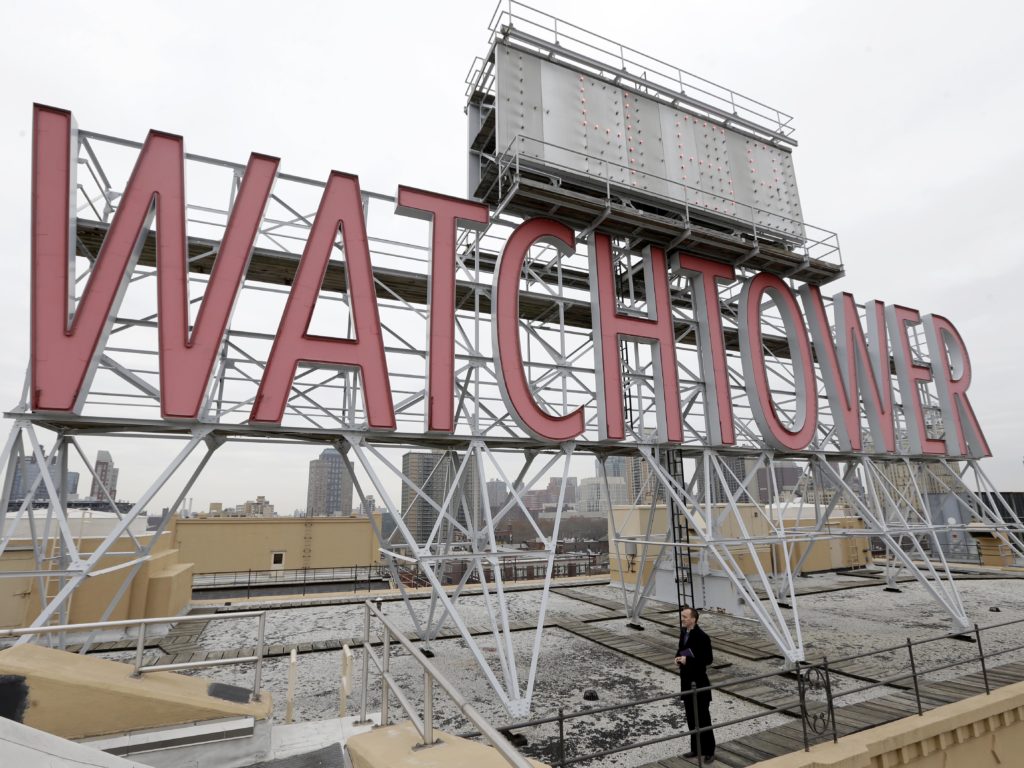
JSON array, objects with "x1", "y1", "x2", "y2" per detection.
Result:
[{"x1": 494, "y1": 44, "x2": 804, "y2": 238}]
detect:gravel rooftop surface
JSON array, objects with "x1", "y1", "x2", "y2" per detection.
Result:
[{"x1": 153, "y1": 572, "x2": 1024, "y2": 768}]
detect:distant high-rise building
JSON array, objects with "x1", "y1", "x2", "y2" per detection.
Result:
[
  {"x1": 487, "y1": 479, "x2": 509, "y2": 511},
  {"x1": 598, "y1": 455, "x2": 651, "y2": 505},
  {"x1": 600, "y1": 456, "x2": 628, "y2": 481},
  {"x1": 306, "y1": 449, "x2": 354, "y2": 516},
  {"x1": 358, "y1": 495, "x2": 377, "y2": 515},
  {"x1": 577, "y1": 476, "x2": 628, "y2": 517},
  {"x1": 755, "y1": 460, "x2": 804, "y2": 503},
  {"x1": 401, "y1": 450, "x2": 479, "y2": 544},
  {"x1": 90, "y1": 450, "x2": 119, "y2": 501},
  {"x1": 545, "y1": 476, "x2": 577, "y2": 505},
  {"x1": 694, "y1": 454, "x2": 756, "y2": 504},
  {"x1": 11, "y1": 455, "x2": 79, "y2": 502}
]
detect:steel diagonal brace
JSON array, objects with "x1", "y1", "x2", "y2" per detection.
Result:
[
  {"x1": 521, "y1": 442, "x2": 575, "y2": 707},
  {"x1": 935, "y1": 460, "x2": 1024, "y2": 559},
  {"x1": 709, "y1": 452, "x2": 801, "y2": 654},
  {"x1": 78, "y1": 431, "x2": 225, "y2": 653},
  {"x1": 16, "y1": 426, "x2": 216, "y2": 642},
  {"x1": 863, "y1": 459, "x2": 963, "y2": 609},
  {"x1": 639, "y1": 446, "x2": 804, "y2": 663},
  {"x1": 817, "y1": 457, "x2": 969, "y2": 632},
  {"x1": 776, "y1": 460, "x2": 858, "y2": 599}
]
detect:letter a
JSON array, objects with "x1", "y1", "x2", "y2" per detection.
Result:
[{"x1": 251, "y1": 172, "x2": 395, "y2": 428}]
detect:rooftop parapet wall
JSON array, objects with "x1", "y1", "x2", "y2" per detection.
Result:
[
  {"x1": 0, "y1": 644, "x2": 271, "y2": 740},
  {"x1": 750, "y1": 680, "x2": 1024, "y2": 768}
]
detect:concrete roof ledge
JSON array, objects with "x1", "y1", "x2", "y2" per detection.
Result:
[
  {"x1": 750, "y1": 680, "x2": 1024, "y2": 767},
  {"x1": 0, "y1": 643, "x2": 271, "y2": 740},
  {"x1": 346, "y1": 719, "x2": 548, "y2": 768}
]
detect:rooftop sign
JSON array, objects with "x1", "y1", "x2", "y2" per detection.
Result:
[{"x1": 30, "y1": 105, "x2": 989, "y2": 458}]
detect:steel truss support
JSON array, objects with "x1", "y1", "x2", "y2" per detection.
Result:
[
  {"x1": 344, "y1": 433, "x2": 576, "y2": 717},
  {"x1": 620, "y1": 449, "x2": 1024, "y2": 662},
  {"x1": 0, "y1": 419, "x2": 222, "y2": 645},
  {"x1": 604, "y1": 453, "x2": 672, "y2": 627},
  {"x1": 638, "y1": 446, "x2": 806, "y2": 663}
]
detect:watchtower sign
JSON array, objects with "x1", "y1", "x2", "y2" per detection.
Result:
[{"x1": 30, "y1": 104, "x2": 987, "y2": 458}]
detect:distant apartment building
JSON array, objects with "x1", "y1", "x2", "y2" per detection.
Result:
[
  {"x1": 577, "y1": 476, "x2": 628, "y2": 518},
  {"x1": 486, "y1": 479, "x2": 509, "y2": 511},
  {"x1": 236, "y1": 495, "x2": 275, "y2": 517},
  {"x1": 10, "y1": 455, "x2": 79, "y2": 502},
  {"x1": 89, "y1": 450, "x2": 119, "y2": 501},
  {"x1": 306, "y1": 448, "x2": 354, "y2": 516},
  {"x1": 401, "y1": 450, "x2": 479, "y2": 544}
]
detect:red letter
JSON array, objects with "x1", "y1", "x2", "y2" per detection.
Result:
[
  {"x1": 923, "y1": 314, "x2": 990, "y2": 457},
  {"x1": 251, "y1": 172, "x2": 395, "y2": 428},
  {"x1": 885, "y1": 305, "x2": 944, "y2": 455},
  {"x1": 589, "y1": 234, "x2": 682, "y2": 442},
  {"x1": 493, "y1": 219, "x2": 585, "y2": 441},
  {"x1": 160, "y1": 154, "x2": 278, "y2": 419},
  {"x1": 676, "y1": 253, "x2": 735, "y2": 445},
  {"x1": 395, "y1": 187, "x2": 489, "y2": 433},
  {"x1": 31, "y1": 105, "x2": 278, "y2": 419},
  {"x1": 739, "y1": 273, "x2": 817, "y2": 450},
  {"x1": 800, "y1": 288, "x2": 896, "y2": 453}
]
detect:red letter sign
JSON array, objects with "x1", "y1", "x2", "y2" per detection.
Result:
[
  {"x1": 800, "y1": 288, "x2": 896, "y2": 453},
  {"x1": 31, "y1": 104, "x2": 277, "y2": 419},
  {"x1": 251, "y1": 172, "x2": 395, "y2": 428},
  {"x1": 676, "y1": 254, "x2": 736, "y2": 445},
  {"x1": 923, "y1": 314, "x2": 990, "y2": 457},
  {"x1": 739, "y1": 274, "x2": 818, "y2": 450},
  {"x1": 492, "y1": 219, "x2": 585, "y2": 441},
  {"x1": 395, "y1": 187, "x2": 489, "y2": 433},
  {"x1": 886, "y1": 305, "x2": 945, "y2": 455},
  {"x1": 590, "y1": 234, "x2": 682, "y2": 443}
]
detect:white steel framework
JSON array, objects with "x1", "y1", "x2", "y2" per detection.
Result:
[{"x1": 3, "y1": 7, "x2": 1022, "y2": 718}]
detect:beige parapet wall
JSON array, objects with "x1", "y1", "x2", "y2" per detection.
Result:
[
  {"x1": 1, "y1": 513, "x2": 382, "y2": 628},
  {"x1": 0, "y1": 531, "x2": 192, "y2": 628},
  {"x1": 346, "y1": 719, "x2": 548, "y2": 768},
  {"x1": 0, "y1": 644, "x2": 271, "y2": 740},
  {"x1": 174, "y1": 514, "x2": 381, "y2": 573},
  {"x1": 608, "y1": 504, "x2": 869, "y2": 587},
  {"x1": 751, "y1": 681, "x2": 1024, "y2": 767}
]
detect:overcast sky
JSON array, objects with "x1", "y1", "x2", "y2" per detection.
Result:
[{"x1": 1, "y1": 0, "x2": 1021, "y2": 514}]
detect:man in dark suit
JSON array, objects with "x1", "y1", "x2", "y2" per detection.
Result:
[{"x1": 676, "y1": 606, "x2": 715, "y2": 763}]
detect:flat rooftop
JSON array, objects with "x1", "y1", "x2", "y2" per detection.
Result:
[{"x1": 74, "y1": 569, "x2": 1024, "y2": 767}]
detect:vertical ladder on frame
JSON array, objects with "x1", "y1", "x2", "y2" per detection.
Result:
[{"x1": 665, "y1": 448, "x2": 694, "y2": 611}]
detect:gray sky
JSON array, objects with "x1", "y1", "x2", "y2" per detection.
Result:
[{"x1": 1, "y1": 0, "x2": 1021, "y2": 514}]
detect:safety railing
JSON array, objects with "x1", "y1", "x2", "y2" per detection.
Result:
[
  {"x1": 485, "y1": 133, "x2": 842, "y2": 268},
  {"x1": 467, "y1": 1, "x2": 797, "y2": 142},
  {"x1": 459, "y1": 613, "x2": 1024, "y2": 767},
  {"x1": 0, "y1": 611, "x2": 268, "y2": 701},
  {"x1": 192, "y1": 564, "x2": 392, "y2": 595},
  {"x1": 357, "y1": 598, "x2": 533, "y2": 767}
]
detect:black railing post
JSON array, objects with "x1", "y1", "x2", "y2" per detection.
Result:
[
  {"x1": 823, "y1": 657, "x2": 838, "y2": 744},
  {"x1": 557, "y1": 706, "x2": 565, "y2": 767},
  {"x1": 247, "y1": 568, "x2": 252, "y2": 599},
  {"x1": 975, "y1": 623, "x2": 990, "y2": 694},
  {"x1": 796, "y1": 661, "x2": 810, "y2": 751},
  {"x1": 907, "y1": 638, "x2": 923, "y2": 716},
  {"x1": 691, "y1": 682, "x2": 702, "y2": 765}
]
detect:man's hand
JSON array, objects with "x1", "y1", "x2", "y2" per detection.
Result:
[{"x1": 675, "y1": 655, "x2": 687, "y2": 666}]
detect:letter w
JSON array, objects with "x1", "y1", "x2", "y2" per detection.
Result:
[{"x1": 31, "y1": 105, "x2": 277, "y2": 418}]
